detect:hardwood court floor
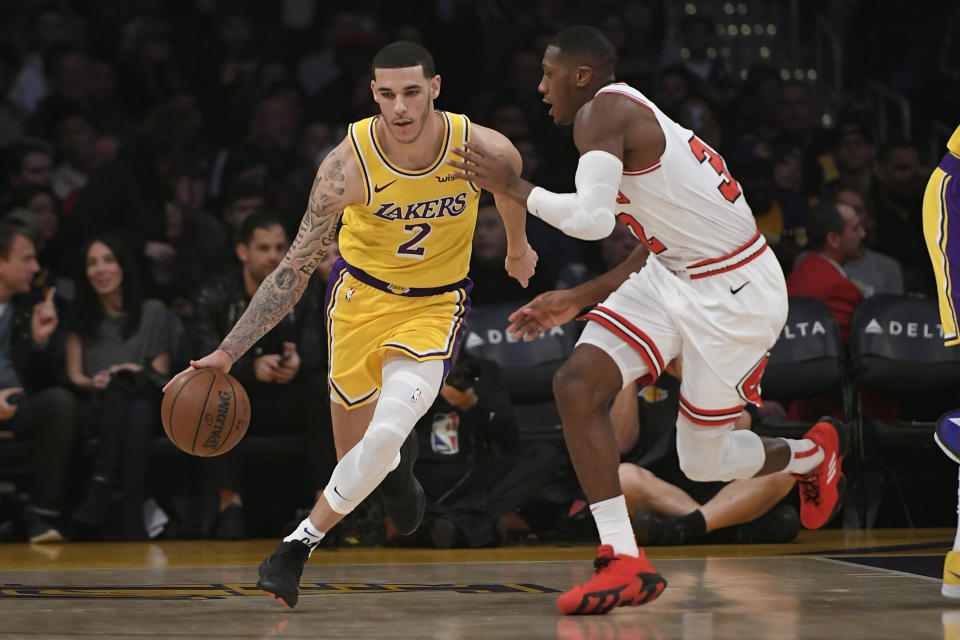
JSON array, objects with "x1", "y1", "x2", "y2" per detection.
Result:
[{"x1": 0, "y1": 528, "x2": 957, "y2": 639}]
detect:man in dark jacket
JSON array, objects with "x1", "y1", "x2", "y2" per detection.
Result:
[
  {"x1": 188, "y1": 211, "x2": 333, "y2": 539},
  {"x1": 0, "y1": 221, "x2": 76, "y2": 542}
]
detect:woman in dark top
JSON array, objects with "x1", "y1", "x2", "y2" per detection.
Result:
[{"x1": 65, "y1": 234, "x2": 171, "y2": 539}]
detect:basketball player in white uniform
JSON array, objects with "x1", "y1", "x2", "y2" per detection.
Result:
[{"x1": 449, "y1": 25, "x2": 849, "y2": 615}]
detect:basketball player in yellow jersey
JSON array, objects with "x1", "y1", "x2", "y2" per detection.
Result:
[
  {"x1": 922, "y1": 124, "x2": 960, "y2": 598},
  {"x1": 167, "y1": 41, "x2": 536, "y2": 608}
]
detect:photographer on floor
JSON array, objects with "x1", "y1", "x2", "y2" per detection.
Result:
[{"x1": 405, "y1": 352, "x2": 560, "y2": 548}]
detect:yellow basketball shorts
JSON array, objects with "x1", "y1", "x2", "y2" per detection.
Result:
[{"x1": 324, "y1": 258, "x2": 472, "y2": 408}]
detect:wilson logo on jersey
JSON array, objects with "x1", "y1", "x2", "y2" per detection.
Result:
[{"x1": 370, "y1": 193, "x2": 469, "y2": 221}]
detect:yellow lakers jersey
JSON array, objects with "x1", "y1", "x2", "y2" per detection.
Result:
[
  {"x1": 949, "y1": 125, "x2": 960, "y2": 158},
  {"x1": 339, "y1": 111, "x2": 480, "y2": 289}
]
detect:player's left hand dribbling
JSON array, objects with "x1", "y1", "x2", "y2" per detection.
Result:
[{"x1": 162, "y1": 349, "x2": 234, "y2": 393}]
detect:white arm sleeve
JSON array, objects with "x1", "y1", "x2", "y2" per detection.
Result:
[{"x1": 525, "y1": 149, "x2": 622, "y2": 241}]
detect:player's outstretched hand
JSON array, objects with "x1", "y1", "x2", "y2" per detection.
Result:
[
  {"x1": 162, "y1": 349, "x2": 234, "y2": 393},
  {"x1": 505, "y1": 243, "x2": 538, "y2": 288},
  {"x1": 447, "y1": 140, "x2": 518, "y2": 194},
  {"x1": 507, "y1": 289, "x2": 582, "y2": 342}
]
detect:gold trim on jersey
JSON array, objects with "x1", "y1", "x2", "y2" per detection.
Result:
[{"x1": 348, "y1": 122, "x2": 374, "y2": 206}]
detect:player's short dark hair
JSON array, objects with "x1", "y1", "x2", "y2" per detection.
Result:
[
  {"x1": 806, "y1": 200, "x2": 846, "y2": 251},
  {"x1": 549, "y1": 25, "x2": 617, "y2": 79},
  {"x1": 371, "y1": 41, "x2": 436, "y2": 78},
  {"x1": 238, "y1": 210, "x2": 287, "y2": 245}
]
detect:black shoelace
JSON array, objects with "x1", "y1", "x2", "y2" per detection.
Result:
[
  {"x1": 594, "y1": 555, "x2": 618, "y2": 573},
  {"x1": 798, "y1": 474, "x2": 820, "y2": 505}
]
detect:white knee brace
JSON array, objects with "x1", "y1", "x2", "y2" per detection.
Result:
[
  {"x1": 324, "y1": 358, "x2": 443, "y2": 514},
  {"x1": 675, "y1": 415, "x2": 765, "y2": 483}
]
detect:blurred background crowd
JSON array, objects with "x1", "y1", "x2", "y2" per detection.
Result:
[{"x1": 0, "y1": 0, "x2": 958, "y2": 545}]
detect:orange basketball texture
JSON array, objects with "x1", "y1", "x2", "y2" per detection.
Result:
[{"x1": 161, "y1": 369, "x2": 250, "y2": 456}]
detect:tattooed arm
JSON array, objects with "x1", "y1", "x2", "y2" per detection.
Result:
[{"x1": 165, "y1": 139, "x2": 362, "y2": 384}]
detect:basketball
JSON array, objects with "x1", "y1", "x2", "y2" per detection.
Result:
[{"x1": 161, "y1": 369, "x2": 250, "y2": 457}]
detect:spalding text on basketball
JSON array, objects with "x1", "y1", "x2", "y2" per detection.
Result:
[{"x1": 204, "y1": 390, "x2": 233, "y2": 449}]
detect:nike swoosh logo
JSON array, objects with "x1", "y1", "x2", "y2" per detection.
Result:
[
  {"x1": 949, "y1": 570, "x2": 960, "y2": 580},
  {"x1": 333, "y1": 485, "x2": 347, "y2": 500},
  {"x1": 373, "y1": 180, "x2": 397, "y2": 193},
  {"x1": 730, "y1": 281, "x2": 750, "y2": 294}
]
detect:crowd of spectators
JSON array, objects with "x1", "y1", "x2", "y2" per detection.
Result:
[{"x1": 0, "y1": 0, "x2": 956, "y2": 543}]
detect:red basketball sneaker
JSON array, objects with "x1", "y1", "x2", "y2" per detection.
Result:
[
  {"x1": 793, "y1": 418, "x2": 850, "y2": 529},
  {"x1": 556, "y1": 545, "x2": 666, "y2": 615}
]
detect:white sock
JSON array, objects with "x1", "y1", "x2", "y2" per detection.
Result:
[
  {"x1": 781, "y1": 438, "x2": 824, "y2": 475},
  {"x1": 590, "y1": 495, "x2": 639, "y2": 557},
  {"x1": 954, "y1": 467, "x2": 960, "y2": 552},
  {"x1": 283, "y1": 516, "x2": 325, "y2": 556}
]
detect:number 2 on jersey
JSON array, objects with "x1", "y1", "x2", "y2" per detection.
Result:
[
  {"x1": 397, "y1": 222, "x2": 431, "y2": 257},
  {"x1": 617, "y1": 212, "x2": 666, "y2": 254},
  {"x1": 687, "y1": 134, "x2": 742, "y2": 203}
]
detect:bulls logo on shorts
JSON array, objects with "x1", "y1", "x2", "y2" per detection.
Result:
[{"x1": 736, "y1": 353, "x2": 769, "y2": 406}]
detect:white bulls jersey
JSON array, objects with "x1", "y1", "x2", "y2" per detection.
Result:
[{"x1": 599, "y1": 83, "x2": 760, "y2": 272}]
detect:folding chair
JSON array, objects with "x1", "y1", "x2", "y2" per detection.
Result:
[
  {"x1": 462, "y1": 302, "x2": 579, "y2": 442},
  {"x1": 849, "y1": 294, "x2": 960, "y2": 527}
]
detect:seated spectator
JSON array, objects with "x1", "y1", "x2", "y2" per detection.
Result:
[
  {"x1": 66, "y1": 234, "x2": 171, "y2": 540},
  {"x1": 188, "y1": 212, "x2": 334, "y2": 539},
  {"x1": 769, "y1": 144, "x2": 812, "y2": 270},
  {"x1": 823, "y1": 113, "x2": 875, "y2": 200},
  {"x1": 215, "y1": 178, "x2": 266, "y2": 265},
  {"x1": 3, "y1": 184, "x2": 67, "y2": 278},
  {"x1": 730, "y1": 137, "x2": 797, "y2": 264},
  {"x1": 835, "y1": 188, "x2": 904, "y2": 296},
  {"x1": 786, "y1": 200, "x2": 866, "y2": 343},
  {"x1": 46, "y1": 101, "x2": 98, "y2": 202},
  {"x1": 776, "y1": 80, "x2": 833, "y2": 199},
  {"x1": 1, "y1": 137, "x2": 53, "y2": 203},
  {"x1": 870, "y1": 138, "x2": 931, "y2": 294},
  {"x1": 469, "y1": 193, "x2": 554, "y2": 305},
  {"x1": 615, "y1": 369, "x2": 799, "y2": 545},
  {"x1": 407, "y1": 353, "x2": 560, "y2": 548},
  {"x1": 0, "y1": 221, "x2": 76, "y2": 542},
  {"x1": 652, "y1": 65, "x2": 692, "y2": 122}
]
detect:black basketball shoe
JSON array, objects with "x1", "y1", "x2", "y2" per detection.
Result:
[
  {"x1": 257, "y1": 540, "x2": 310, "y2": 608},
  {"x1": 711, "y1": 504, "x2": 801, "y2": 544},
  {"x1": 377, "y1": 430, "x2": 425, "y2": 535}
]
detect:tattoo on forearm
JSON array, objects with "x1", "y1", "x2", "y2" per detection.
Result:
[
  {"x1": 275, "y1": 267, "x2": 296, "y2": 290},
  {"x1": 218, "y1": 149, "x2": 346, "y2": 360},
  {"x1": 218, "y1": 275, "x2": 301, "y2": 360}
]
